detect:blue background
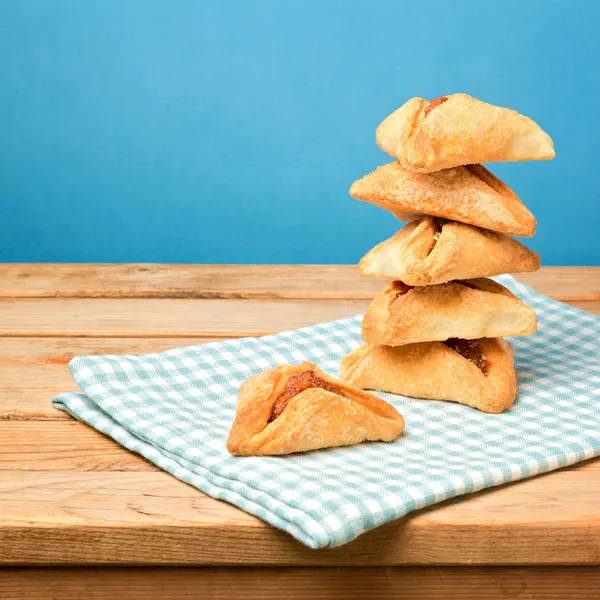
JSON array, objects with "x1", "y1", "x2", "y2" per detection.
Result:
[{"x1": 1, "y1": 0, "x2": 598, "y2": 264}]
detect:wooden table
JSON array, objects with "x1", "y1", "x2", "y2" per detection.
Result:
[{"x1": 1, "y1": 264, "x2": 600, "y2": 599}]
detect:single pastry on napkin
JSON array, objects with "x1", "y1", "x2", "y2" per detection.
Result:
[
  {"x1": 340, "y1": 339, "x2": 517, "y2": 414},
  {"x1": 362, "y1": 278, "x2": 537, "y2": 346},
  {"x1": 349, "y1": 161, "x2": 536, "y2": 237},
  {"x1": 359, "y1": 217, "x2": 540, "y2": 286},
  {"x1": 227, "y1": 362, "x2": 405, "y2": 456},
  {"x1": 376, "y1": 93, "x2": 555, "y2": 173}
]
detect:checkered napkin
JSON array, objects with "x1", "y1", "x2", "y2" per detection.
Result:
[{"x1": 53, "y1": 275, "x2": 600, "y2": 549}]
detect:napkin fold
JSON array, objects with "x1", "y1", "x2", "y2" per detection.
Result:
[{"x1": 53, "y1": 275, "x2": 600, "y2": 548}]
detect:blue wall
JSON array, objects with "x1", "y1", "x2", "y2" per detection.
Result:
[{"x1": 1, "y1": 0, "x2": 598, "y2": 264}]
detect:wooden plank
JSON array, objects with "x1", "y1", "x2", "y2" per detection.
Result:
[
  {"x1": 0, "y1": 298, "x2": 370, "y2": 338},
  {"x1": 564, "y1": 301, "x2": 600, "y2": 315},
  {"x1": 0, "y1": 337, "x2": 221, "y2": 420},
  {"x1": 2, "y1": 469, "x2": 600, "y2": 565},
  {"x1": 0, "y1": 296, "x2": 598, "y2": 339},
  {"x1": 1, "y1": 566, "x2": 599, "y2": 600},
  {"x1": 0, "y1": 422, "x2": 157, "y2": 471},
  {"x1": 516, "y1": 268, "x2": 600, "y2": 301},
  {"x1": 0, "y1": 264, "x2": 387, "y2": 300},
  {"x1": 0, "y1": 264, "x2": 599, "y2": 301}
]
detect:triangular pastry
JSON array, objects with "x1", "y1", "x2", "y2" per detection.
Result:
[
  {"x1": 359, "y1": 217, "x2": 540, "y2": 285},
  {"x1": 377, "y1": 93, "x2": 555, "y2": 172},
  {"x1": 362, "y1": 278, "x2": 537, "y2": 346},
  {"x1": 349, "y1": 162, "x2": 536, "y2": 237},
  {"x1": 340, "y1": 339, "x2": 517, "y2": 414},
  {"x1": 227, "y1": 362, "x2": 405, "y2": 456}
]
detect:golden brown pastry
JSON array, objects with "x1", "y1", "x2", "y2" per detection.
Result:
[
  {"x1": 227, "y1": 362, "x2": 405, "y2": 456},
  {"x1": 340, "y1": 339, "x2": 517, "y2": 414},
  {"x1": 359, "y1": 217, "x2": 540, "y2": 285},
  {"x1": 362, "y1": 278, "x2": 537, "y2": 346},
  {"x1": 349, "y1": 161, "x2": 536, "y2": 237},
  {"x1": 376, "y1": 93, "x2": 555, "y2": 172}
]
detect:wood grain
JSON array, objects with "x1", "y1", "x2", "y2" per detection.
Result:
[
  {"x1": 0, "y1": 422, "x2": 156, "y2": 471},
  {"x1": 0, "y1": 337, "x2": 220, "y2": 420},
  {"x1": 0, "y1": 264, "x2": 387, "y2": 299},
  {"x1": 562, "y1": 300, "x2": 600, "y2": 315},
  {"x1": 516, "y1": 268, "x2": 600, "y2": 301},
  {"x1": 1, "y1": 264, "x2": 599, "y2": 301},
  {"x1": 0, "y1": 298, "x2": 370, "y2": 337},
  {"x1": 2, "y1": 566, "x2": 600, "y2": 599},
  {"x1": 2, "y1": 469, "x2": 600, "y2": 565}
]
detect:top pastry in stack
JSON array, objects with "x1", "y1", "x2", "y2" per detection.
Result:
[{"x1": 340, "y1": 93, "x2": 554, "y2": 414}]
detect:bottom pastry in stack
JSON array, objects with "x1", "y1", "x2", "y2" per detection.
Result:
[{"x1": 340, "y1": 338, "x2": 516, "y2": 414}]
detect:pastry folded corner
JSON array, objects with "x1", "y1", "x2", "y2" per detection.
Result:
[
  {"x1": 358, "y1": 217, "x2": 540, "y2": 285},
  {"x1": 340, "y1": 339, "x2": 517, "y2": 414},
  {"x1": 362, "y1": 278, "x2": 537, "y2": 346},
  {"x1": 377, "y1": 93, "x2": 555, "y2": 172},
  {"x1": 226, "y1": 361, "x2": 405, "y2": 456},
  {"x1": 349, "y1": 162, "x2": 536, "y2": 238},
  {"x1": 375, "y1": 97, "x2": 428, "y2": 159}
]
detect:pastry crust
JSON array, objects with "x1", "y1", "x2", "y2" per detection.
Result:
[
  {"x1": 349, "y1": 162, "x2": 536, "y2": 237},
  {"x1": 362, "y1": 278, "x2": 537, "y2": 345},
  {"x1": 227, "y1": 362, "x2": 405, "y2": 456},
  {"x1": 358, "y1": 217, "x2": 540, "y2": 285},
  {"x1": 340, "y1": 339, "x2": 517, "y2": 414},
  {"x1": 377, "y1": 93, "x2": 555, "y2": 172}
]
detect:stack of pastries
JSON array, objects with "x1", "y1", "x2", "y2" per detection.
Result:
[
  {"x1": 340, "y1": 93, "x2": 554, "y2": 414},
  {"x1": 227, "y1": 93, "x2": 554, "y2": 456}
]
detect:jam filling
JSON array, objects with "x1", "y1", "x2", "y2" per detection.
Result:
[
  {"x1": 444, "y1": 338, "x2": 488, "y2": 375},
  {"x1": 426, "y1": 219, "x2": 444, "y2": 257},
  {"x1": 269, "y1": 370, "x2": 342, "y2": 422},
  {"x1": 423, "y1": 96, "x2": 448, "y2": 118}
]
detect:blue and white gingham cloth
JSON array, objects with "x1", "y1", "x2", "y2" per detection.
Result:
[{"x1": 53, "y1": 275, "x2": 600, "y2": 548}]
